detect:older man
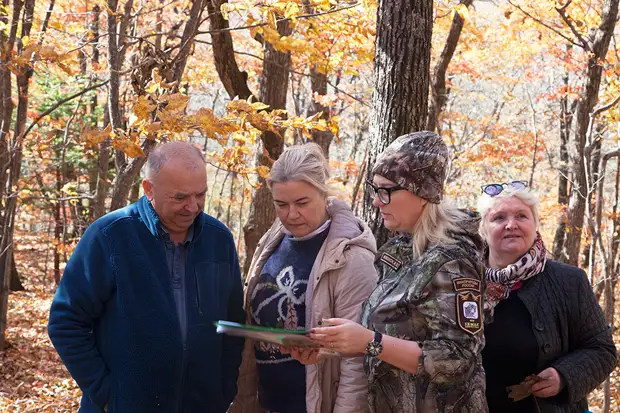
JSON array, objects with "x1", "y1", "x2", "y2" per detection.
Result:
[{"x1": 48, "y1": 141, "x2": 245, "y2": 413}]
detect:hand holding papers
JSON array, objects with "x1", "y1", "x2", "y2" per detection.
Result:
[{"x1": 214, "y1": 320, "x2": 318, "y2": 347}]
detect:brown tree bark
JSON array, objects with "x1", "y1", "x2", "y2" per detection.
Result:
[
  {"x1": 552, "y1": 62, "x2": 574, "y2": 259},
  {"x1": 242, "y1": 19, "x2": 293, "y2": 274},
  {"x1": 362, "y1": 0, "x2": 434, "y2": 248},
  {"x1": 301, "y1": 0, "x2": 334, "y2": 156},
  {"x1": 590, "y1": 147, "x2": 620, "y2": 413},
  {"x1": 561, "y1": 0, "x2": 619, "y2": 266},
  {"x1": 0, "y1": 0, "x2": 37, "y2": 349},
  {"x1": 308, "y1": 67, "x2": 333, "y2": 156},
  {"x1": 90, "y1": 5, "x2": 110, "y2": 221},
  {"x1": 426, "y1": 0, "x2": 472, "y2": 133},
  {"x1": 205, "y1": 0, "x2": 253, "y2": 99}
]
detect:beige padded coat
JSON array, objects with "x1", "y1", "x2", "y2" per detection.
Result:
[{"x1": 229, "y1": 199, "x2": 378, "y2": 413}]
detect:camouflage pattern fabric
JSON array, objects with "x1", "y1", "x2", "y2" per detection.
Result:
[
  {"x1": 371, "y1": 131, "x2": 448, "y2": 204},
  {"x1": 361, "y1": 217, "x2": 488, "y2": 413}
]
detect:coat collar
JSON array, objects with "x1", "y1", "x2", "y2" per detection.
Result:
[{"x1": 136, "y1": 195, "x2": 204, "y2": 240}]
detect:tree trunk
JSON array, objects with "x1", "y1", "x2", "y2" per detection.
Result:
[
  {"x1": 583, "y1": 128, "x2": 602, "y2": 280},
  {"x1": 552, "y1": 63, "x2": 573, "y2": 259},
  {"x1": 561, "y1": 0, "x2": 619, "y2": 266},
  {"x1": 173, "y1": 0, "x2": 206, "y2": 82},
  {"x1": 88, "y1": 5, "x2": 106, "y2": 221},
  {"x1": 426, "y1": 0, "x2": 472, "y2": 133},
  {"x1": 601, "y1": 154, "x2": 619, "y2": 413},
  {"x1": 109, "y1": 141, "x2": 155, "y2": 211},
  {"x1": 92, "y1": 107, "x2": 111, "y2": 220},
  {"x1": 128, "y1": 175, "x2": 141, "y2": 204},
  {"x1": 0, "y1": 0, "x2": 18, "y2": 349},
  {"x1": 242, "y1": 19, "x2": 292, "y2": 275},
  {"x1": 308, "y1": 67, "x2": 333, "y2": 156},
  {"x1": 106, "y1": 0, "x2": 123, "y2": 141},
  {"x1": 0, "y1": 0, "x2": 36, "y2": 349},
  {"x1": 9, "y1": 258, "x2": 23, "y2": 291},
  {"x1": 206, "y1": 0, "x2": 253, "y2": 100},
  {"x1": 362, "y1": 0, "x2": 434, "y2": 248},
  {"x1": 54, "y1": 165, "x2": 63, "y2": 284}
]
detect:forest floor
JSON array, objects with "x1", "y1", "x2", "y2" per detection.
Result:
[{"x1": 1, "y1": 231, "x2": 619, "y2": 412}]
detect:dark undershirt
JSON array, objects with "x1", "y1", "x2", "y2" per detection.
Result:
[{"x1": 483, "y1": 292, "x2": 539, "y2": 413}]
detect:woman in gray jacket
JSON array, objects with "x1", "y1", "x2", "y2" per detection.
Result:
[
  {"x1": 477, "y1": 181, "x2": 616, "y2": 413},
  {"x1": 230, "y1": 143, "x2": 378, "y2": 413}
]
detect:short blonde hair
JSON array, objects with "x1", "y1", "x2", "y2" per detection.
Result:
[
  {"x1": 477, "y1": 187, "x2": 540, "y2": 242},
  {"x1": 267, "y1": 143, "x2": 330, "y2": 196},
  {"x1": 411, "y1": 201, "x2": 474, "y2": 259}
]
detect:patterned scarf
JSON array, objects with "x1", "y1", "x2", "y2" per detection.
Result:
[{"x1": 484, "y1": 232, "x2": 547, "y2": 315}]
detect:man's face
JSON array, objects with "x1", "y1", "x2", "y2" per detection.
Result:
[{"x1": 142, "y1": 159, "x2": 207, "y2": 238}]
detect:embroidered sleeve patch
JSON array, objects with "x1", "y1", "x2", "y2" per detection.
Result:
[
  {"x1": 379, "y1": 252, "x2": 402, "y2": 271},
  {"x1": 456, "y1": 292, "x2": 482, "y2": 335},
  {"x1": 452, "y1": 278, "x2": 482, "y2": 293}
]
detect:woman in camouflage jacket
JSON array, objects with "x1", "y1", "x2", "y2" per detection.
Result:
[{"x1": 293, "y1": 132, "x2": 489, "y2": 413}]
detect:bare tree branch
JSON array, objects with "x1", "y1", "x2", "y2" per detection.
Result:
[
  {"x1": 197, "y1": 2, "x2": 360, "y2": 35},
  {"x1": 20, "y1": 80, "x2": 109, "y2": 141},
  {"x1": 507, "y1": 0, "x2": 584, "y2": 48},
  {"x1": 555, "y1": 2, "x2": 592, "y2": 51}
]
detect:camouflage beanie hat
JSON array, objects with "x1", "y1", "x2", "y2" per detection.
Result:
[{"x1": 371, "y1": 131, "x2": 448, "y2": 204}]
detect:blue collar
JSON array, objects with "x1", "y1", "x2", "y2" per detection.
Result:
[{"x1": 137, "y1": 196, "x2": 203, "y2": 241}]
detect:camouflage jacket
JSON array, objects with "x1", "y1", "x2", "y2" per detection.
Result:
[{"x1": 361, "y1": 217, "x2": 488, "y2": 413}]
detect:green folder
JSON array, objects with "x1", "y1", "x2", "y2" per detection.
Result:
[{"x1": 214, "y1": 320, "x2": 317, "y2": 347}]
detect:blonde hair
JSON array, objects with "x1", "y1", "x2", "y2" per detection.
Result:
[
  {"x1": 476, "y1": 186, "x2": 540, "y2": 242},
  {"x1": 267, "y1": 143, "x2": 330, "y2": 196},
  {"x1": 411, "y1": 201, "x2": 473, "y2": 259}
]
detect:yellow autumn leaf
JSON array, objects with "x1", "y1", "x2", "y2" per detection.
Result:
[
  {"x1": 194, "y1": 108, "x2": 238, "y2": 139},
  {"x1": 267, "y1": 11, "x2": 277, "y2": 29},
  {"x1": 328, "y1": 116, "x2": 340, "y2": 136},
  {"x1": 227, "y1": 98, "x2": 256, "y2": 113},
  {"x1": 133, "y1": 95, "x2": 156, "y2": 120},
  {"x1": 313, "y1": 119, "x2": 329, "y2": 131},
  {"x1": 157, "y1": 109, "x2": 189, "y2": 133},
  {"x1": 162, "y1": 93, "x2": 188, "y2": 114},
  {"x1": 82, "y1": 124, "x2": 111, "y2": 145},
  {"x1": 455, "y1": 4, "x2": 470, "y2": 21},
  {"x1": 256, "y1": 165, "x2": 271, "y2": 179},
  {"x1": 283, "y1": 2, "x2": 300, "y2": 19},
  {"x1": 39, "y1": 46, "x2": 59, "y2": 59},
  {"x1": 251, "y1": 101, "x2": 270, "y2": 111},
  {"x1": 231, "y1": 131, "x2": 251, "y2": 145},
  {"x1": 112, "y1": 138, "x2": 145, "y2": 158},
  {"x1": 61, "y1": 182, "x2": 78, "y2": 196},
  {"x1": 220, "y1": 3, "x2": 235, "y2": 20},
  {"x1": 145, "y1": 122, "x2": 163, "y2": 134}
]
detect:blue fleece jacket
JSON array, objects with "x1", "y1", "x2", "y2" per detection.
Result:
[{"x1": 48, "y1": 196, "x2": 245, "y2": 413}]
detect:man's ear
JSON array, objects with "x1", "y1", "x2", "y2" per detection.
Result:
[{"x1": 142, "y1": 179, "x2": 153, "y2": 200}]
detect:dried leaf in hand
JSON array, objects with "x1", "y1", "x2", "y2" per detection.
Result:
[{"x1": 506, "y1": 375, "x2": 544, "y2": 401}]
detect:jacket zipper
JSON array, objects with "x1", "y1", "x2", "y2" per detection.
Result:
[
  {"x1": 194, "y1": 271, "x2": 203, "y2": 315},
  {"x1": 175, "y1": 245, "x2": 192, "y2": 413}
]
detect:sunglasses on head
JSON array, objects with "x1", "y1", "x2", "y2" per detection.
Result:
[{"x1": 481, "y1": 180, "x2": 528, "y2": 196}]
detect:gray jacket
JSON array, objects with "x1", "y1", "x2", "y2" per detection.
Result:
[{"x1": 515, "y1": 260, "x2": 617, "y2": 412}]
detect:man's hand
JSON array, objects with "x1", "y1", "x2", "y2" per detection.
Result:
[{"x1": 531, "y1": 367, "x2": 564, "y2": 398}]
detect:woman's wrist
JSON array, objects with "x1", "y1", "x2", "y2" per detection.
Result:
[{"x1": 359, "y1": 328, "x2": 375, "y2": 354}]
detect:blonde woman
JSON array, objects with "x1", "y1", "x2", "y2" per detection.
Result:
[
  {"x1": 296, "y1": 132, "x2": 488, "y2": 412},
  {"x1": 477, "y1": 182, "x2": 616, "y2": 413},
  {"x1": 230, "y1": 143, "x2": 378, "y2": 413}
]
